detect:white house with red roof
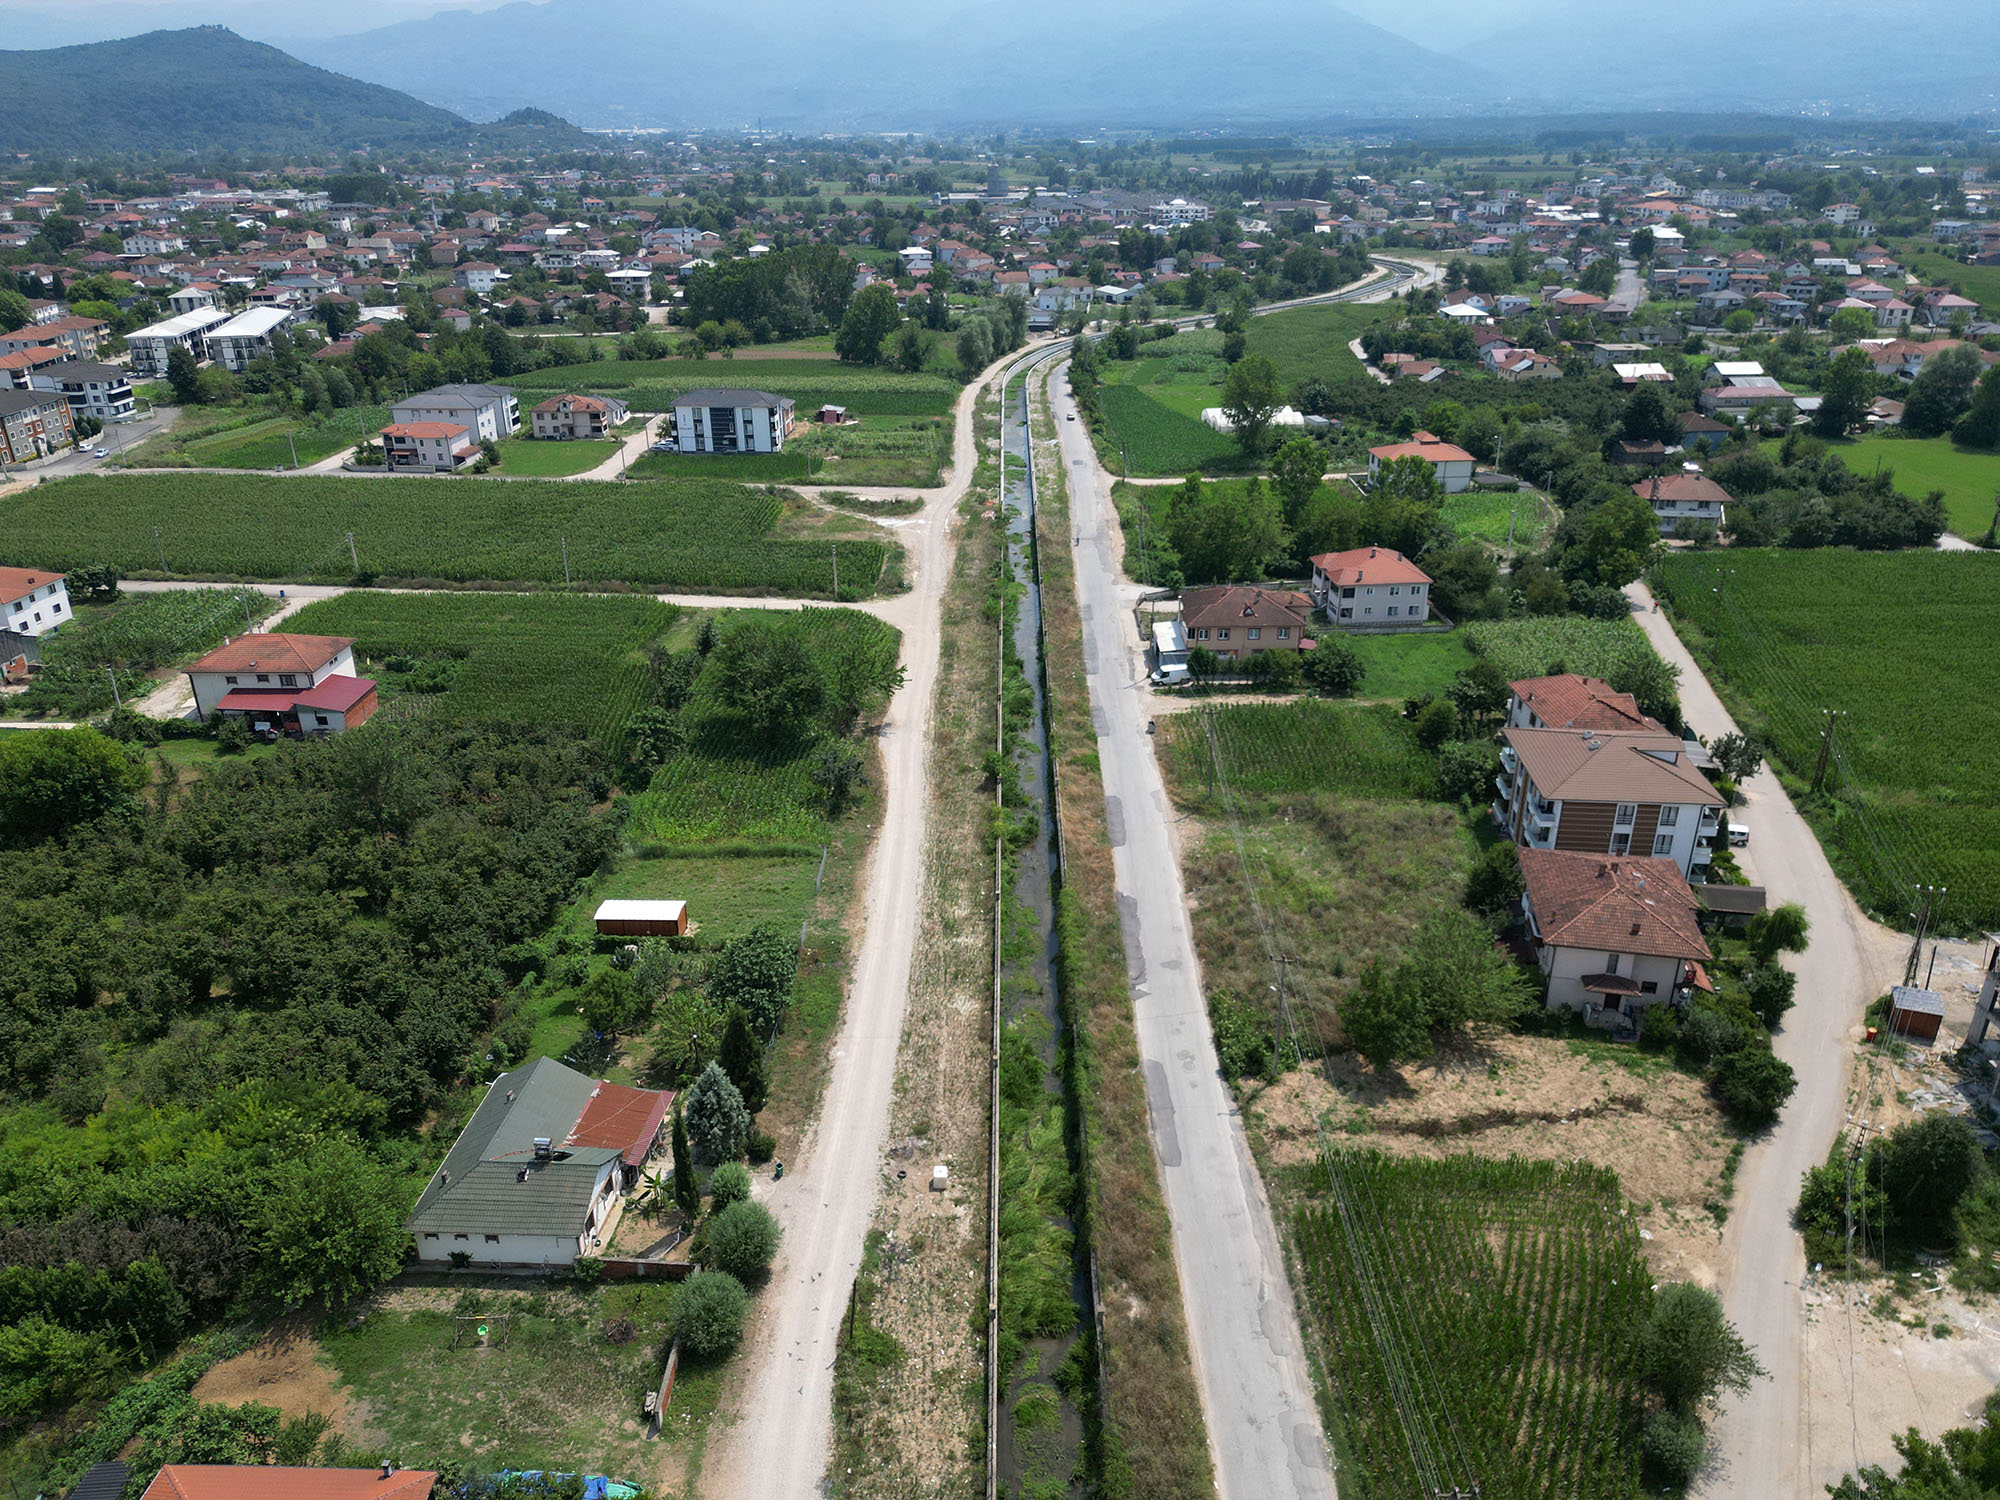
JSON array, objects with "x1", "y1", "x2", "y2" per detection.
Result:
[
  {"x1": 381, "y1": 421, "x2": 479, "y2": 471},
  {"x1": 0, "y1": 566, "x2": 69, "y2": 639},
  {"x1": 1518, "y1": 848, "x2": 1711, "y2": 1023},
  {"x1": 1365, "y1": 430, "x2": 1476, "y2": 493},
  {"x1": 184, "y1": 631, "x2": 377, "y2": 736},
  {"x1": 1308, "y1": 545, "x2": 1433, "y2": 624}
]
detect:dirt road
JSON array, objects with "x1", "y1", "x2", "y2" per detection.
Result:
[
  {"x1": 696, "y1": 345, "x2": 1003, "y2": 1500},
  {"x1": 1045, "y1": 360, "x2": 1335, "y2": 1500},
  {"x1": 1625, "y1": 581, "x2": 1906, "y2": 1498}
]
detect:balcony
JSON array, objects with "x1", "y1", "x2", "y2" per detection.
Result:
[
  {"x1": 1699, "y1": 806, "x2": 1722, "y2": 830},
  {"x1": 1691, "y1": 842, "x2": 1715, "y2": 865},
  {"x1": 1499, "y1": 746, "x2": 1519, "y2": 776},
  {"x1": 1494, "y1": 768, "x2": 1516, "y2": 801}
]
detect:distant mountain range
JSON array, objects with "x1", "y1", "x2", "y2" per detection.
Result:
[
  {"x1": 279, "y1": 0, "x2": 2000, "y2": 130},
  {"x1": 0, "y1": 27, "x2": 592, "y2": 156}
]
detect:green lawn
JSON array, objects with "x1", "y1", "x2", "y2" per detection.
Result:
[
  {"x1": 1096, "y1": 384, "x2": 1237, "y2": 475},
  {"x1": 1342, "y1": 630, "x2": 1478, "y2": 700},
  {"x1": 491, "y1": 437, "x2": 622, "y2": 477},
  {"x1": 197, "y1": 407, "x2": 390, "y2": 469},
  {"x1": 321, "y1": 1283, "x2": 719, "y2": 1482},
  {"x1": 1442, "y1": 488, "x2": 1550, "y2": 550},
  {"x1": 1895, "y1": 243, "x2": 2000, "y2": 313},
  {"x1": 1826, "y1": 432, "x2": 2000, "y2": 538}
]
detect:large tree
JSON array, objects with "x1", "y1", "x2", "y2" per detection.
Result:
[
  {"x1": 1812, "y1": 346, "x2": 1873, "y2": 438},
  {"x1": 834, "y1": 282, "x2": 900, "y2": 366},
  {"x1": 0, "y1": 728, "x2": 146, "y2": 847},
  {"x1": 1167, "y1": 474, "x2": 1288, "y2": 583},
  {"x1": 1900, "y1": 342, "x2": 1984, "y2": 437},
  {"x1": 1221, "y1": 354, "x2": 1282, "y2": 455}
]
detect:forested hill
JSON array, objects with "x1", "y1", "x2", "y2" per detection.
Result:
[{"x1": 0, "y1": 27, "x2": 590, "y2": 156}]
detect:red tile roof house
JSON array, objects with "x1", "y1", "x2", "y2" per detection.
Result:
[
  {"x1": 530, "y1": 393, "x2": 629, "y2": 439},
  {"x1": 1308, "y1": 546, "x2": 1434, "y2": 627},
  {"x1": 1366, "y1": 431, "x2": 1477, "y2": 493},
  {"x1": 1518, "y1": 848, "x2": 1712, "y2": 1028},
  {"x1": 183, "y1": 631, "x2": 378, "y2": 737},
  {"x1": 1496, "y1": 725, "x2": 1725, "y2": 880},
  {"x1": 1506, "y1": 674, "x2": 1663, "y2": 734},
  {"x1": 143, "y1": 1467, "x2": 435, "y2": 1500},
  {"x1": 381, "y1": 420, "x2": 479, "y2": 472},
  {"x1": 1632, "y1": 472, "x2": 1731, "y2": 535},
  {"x1": 1180, "y1": 585, "x2": 1314, "y2": 661}
]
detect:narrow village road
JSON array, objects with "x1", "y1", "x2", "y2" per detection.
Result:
[
  {"x1": 1624, "y1": 581, "x2": 1905, "y2": 1500},
  {"x1": 1044, "y1": 360, "x2": 1336, "y2": 1500}
]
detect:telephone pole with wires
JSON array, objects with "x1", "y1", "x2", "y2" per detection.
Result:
[
  {"x1": 1905, "y1": 885, "x2": 1945, "y2": 985},
  {"x1": 1810, "y1": 709, "x2": 1847, "y2": 795}
]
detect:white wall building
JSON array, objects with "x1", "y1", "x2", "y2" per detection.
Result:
[
  {"x1": 124, "y1": 306, "x2": 229, "y2": 378},
  {"x1": 28, "y1": 361, "x2": 135, "y2": 424},
  {"x1": 391, "y1": 384, "x2": 520, "y2": 443},
  {"x1": 206, "y1": 306, "x2": 297, "y2": 374},
  {"x1": 0, "y1": 567, "x2": 70, "y2": 638},
  {"x1": 183, "y1": 631, "x2": 359, "y2": 720},
  {"x1": 667, "y1": 388, "x2": 794, "y2": 454}
]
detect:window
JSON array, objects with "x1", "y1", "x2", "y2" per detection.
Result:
[
  {"x1": 1387, "y1": 607, "x2": 1399, "y2": 617},
  {"x1": 224, "y1": 675, "x2": 238, "y2": 685},
  {"x1": 1605, "y1": 953, "x2": 1621, "y2": 975},
  {"x1": 1640, "y1": 980, "x2": 1659, "y2": 995},
  {"x1": 1653, "y1": 834, "x2": 1674, "y2": 856},
  {"x1": 1614, "y1": 803, "x2": 1636, "y2": 825},
  {"x1": 1247, "y1": 628, "x2": 1261, "y2": 640},
  {"x1": 1363, "y1": 608, "x2": 1373, "y2": 617},
  {"x1": 1217, "y1": 628, "x2": 1231, "y2": 640},
  {"x1": 453, "y1": 1232, "x2": 470, "y2": 1241},
  {"x1": 1389, "y1": 585, "x2": 1401, "y2": 595},
  {"x1": 423, "y1": 1232, "x2": 439, "y2": 1241},
  {"x1": 1610, "y1": 833, "x2": 1630, "y2": 854},
  {"x1": 314, "y1": 715, "x2": 329, "y2": 726},
  {"x1": 485, "y1": 1234, "x2": 500, "y2": 1244},
  {"x1": 1658, "y1": 804, "x2": 1680, "y2": 827},
  {"x1": 1195, "y1": 628, "x2": 1208, "y2": 640},
  {"x1": 278, "y1": 673, "x2": 296, "y2": 688},
  {"x1": 1277, "y1": 627, "x2": 1290, "y2": 640}
]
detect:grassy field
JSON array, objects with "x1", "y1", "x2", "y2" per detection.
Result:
[
  {"x1": 625, "y1": 608, "x2": 901, "y2": 848},
  {"x1": 127, "y1": 405, "x2": 391, "y2": 470},
  {"x1": 1894, "y1": 243, "x2": 2000, "y2": 313},
  {"x1": 1285, "y1": 1154, "x2": 1651, "y2": 1498},
  {"x1": 4, "y1": 474, "x2": 887, "y2": 598},
  {"x1": 283, "y1": 591, "x2": 682, "y2": 759},
  {"x1": 1157, "y1": 702, "x2": 1476, "y2": 1041},
  {"x1": 628, "y1": 417, "x2": 949, "y2": 489},
  {"x1": 490, "y1": 436, "x2": 621, "y2": 477},
  {"x1": 1243, "y1": 299, "x2": 1384, "y2": 390},
  {"x1": 501, "y1": 360, "x2": 959, "y2": 417},
  {"x1": 1824, "y1": 432, "x2": 2000, "y2": 538},
  {"x1": 1653, "y1": 549, "x2": 2000, "y2": 933},
  {"x1": 322, "y1": 1282, "x2": 716, "y2": 1483},
  {"x1": 1461, "y1": 616, "x2": 1661, "y2": 684},
  {"x1": 1343, "y1": 630, "x2": 1479, "y2": 700},
  {"x1": 1443, "y1": 487, "x2": 1551, "y2": 551}
]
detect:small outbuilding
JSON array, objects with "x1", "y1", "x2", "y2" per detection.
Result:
[
  {"x1": 593, "y1": 898, "x2": 689, "y2": 938},
  {"x1": 1888, "y1": 985, "x2": 1946, "y2": 1043}
]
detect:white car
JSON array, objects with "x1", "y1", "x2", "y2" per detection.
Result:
[{"x1": 1065, "y1": 412, "x2": 1075, "y2": 421}]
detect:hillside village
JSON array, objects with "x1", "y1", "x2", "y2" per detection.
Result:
[{"x1": 5, "y1": 96, "x2": 2000, "y2": 1500}]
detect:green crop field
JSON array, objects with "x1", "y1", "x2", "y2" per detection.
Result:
[
  {"x1": 202, "y1": 407, "x2": 391, "y2": 470},
  {"x1": 2, "y1": 474, "x2": 886, "y2": 598},
  {"x1": 1287, "y1": 1154, "x2": 1651, "y2": 1499},
  {"x1": 627, "y1": 607, "x2": 901, "y2": 849},
  {"x1": 1158, "y1": 701, "x2": 1440, "y2": 801},
  {"x1": 1097, "y1": 384, "x2": 1237, "y2": 475},
  {"x1": 9, "y1": 587, "x2": 274, "y2": 720},
  {"x1": 284, "y1": 591, "x2": 680, "y2": 758},
  {"x1": 501, "y1": 360, "x2": 959, "y2": 416},
  {"x1": 1652, "y1": 549, "x2": 2000, "y2": 933},
  {"x1": 1824, "y1": 433, "x2": 2000, "y2": 538},
  {"x1": 1243, "y1": 300, "x2": 1383, "y2": 389},
  {"x1": 1443, "y1": 488, "x2": 1549, "y2": 550},
  {"x1": 1462, "y1": 617, "x2": 1660, "y2": 684}
]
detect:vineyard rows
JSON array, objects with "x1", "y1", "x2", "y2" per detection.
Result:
[
  {"x1": 1289, "y1": 1154, "x2": 1651, "y2": 1500},
  {"x1": 1462, "y1": 616, "x2": 1660, "y2": 685},
  {"x1": 1653, "y1": 549, "x2": 2000, "y2": 930},
  {"x1": 5, "y1": 474, "x2": 886, "y2": 599},
  {"x1": 1159, "y1": 702, "x2": 1441, "y2": 802},
  {"x1": 284, "y1": 591, "x2": 679, "y2": 760}
]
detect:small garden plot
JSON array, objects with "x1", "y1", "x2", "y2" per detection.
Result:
[
  {"x1": 1442, "y1": 487, "x2": 1548, "y2": 550},
  {"x1": 1461, "y1": 616, "x2": 1661, "y2": 684},
  {"x1": 1096, "y1": 384, "x2": 1236, "y2": 475},
  {"x1": 1284, "y1": 1153, "x2": 1652, "y2": 1500},
  {"x1": 489, "y1": 437, "x2": 620, "y2": 477},
  {"x1": 1241, "y1": 299, "x2": 1382, "y2": 389},
  {"x1": 1158, "y1": 701, "x2": 1441, "y2": 802},
  {"x1": 204, "y1": 407, "x2": 391, "y2": 470},
  {"x1": 10, "y1": 586, "x2": 274, "y2": 720},
  {"x1": 1824, "y1": 433, "x2": 2000, "y2": 538},
  {"x1": 1341, "y1": 630, "x2": 1479, "y2": 700}
]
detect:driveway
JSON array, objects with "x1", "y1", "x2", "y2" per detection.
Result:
[
  {"x1": 1625, "y1": 581, "x2": 1905, "y2": 1499},
  {"x1": 1046, "y1": 359, "x2": 1335, "y2": 1500}
]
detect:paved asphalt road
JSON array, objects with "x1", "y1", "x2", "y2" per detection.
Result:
[
  {"x1": 1626, "y1": 582, "x2": 1904, "y2": 1500},
  {"x1": 1047, "y1": 360, "x2": 1336, "y2": 1500}
]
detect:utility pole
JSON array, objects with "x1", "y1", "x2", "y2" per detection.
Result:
[
  {"x1": 243, "y1": 596, "x2": 254, "y2": 631},
  {"x1": 1906, "y1": 885, "x2": 1945, "y2": 985},
  {"x1": 106, "y1": 667, "x2": 122, "y2": 709},
  {"x1": 1273, "y1": 955, "x2": 1297, "y2": 1074},
  {"x1": 153, "y1": 526, "x2": 167, "y2": 572},
  {"x1": 1809, "y1": 708, "x2": 1846, "y2": 795},
  {"x1": 287, "y1": 430, "x2": 299, "y2": 470}
]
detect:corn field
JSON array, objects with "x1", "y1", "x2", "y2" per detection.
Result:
[
  {"x1": 1158, "y1": 702, "x2": 1441, "y2": 803},
  {"x1": 1290, "y1": 1153, "x2": 1651, "y2": 1500}
]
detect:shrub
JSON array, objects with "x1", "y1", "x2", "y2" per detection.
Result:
[
  {"x1": 704, "y1": 1199, "x2": 781, "y2": 1283},
  {"x1": 1641, "y1": 1281, "x2": 1764, "y2": 1411},
  {"x1": 1303, "y1": 637, "x2": 1364, "y2": 695},
  {"x1": 1436, "y1": 739, "x2": 1498, "y2": 804},
  {"x1": 1413, "y1": 697, "x2": 1459, "y2": 751},
  {"x1": 673, "y1": 1270, "x2": 750, "y2": 1357},
  {"x1": 1678, "y1": 1004, "x2": 1751, "y2": 1066},
  {"x1": 684, "y1": 1062, "x2": 750, "y2": 1166},
  {"x1": 1743, "y1": 961, "x2": 1798, "y2": 1030},
  {"x1": 745, "y1": 1127, "x2": 776, "y2": 1165},
  {"x1": 1709, "y1": 1048, "x2": 1796, "y2": 1130},
  {"x1": 707, "y1": 1162, "x2": 751, "y2": 1210},
  {"x1": 1869, "y1": 1112, "x2": 1984, "y2": 1250},
  {"x1": 602, "y1": 1316, "x2": 636, "y2": 1345},
  {"x1": 1641, "y1": 1407, "x2": 1709, "y2": 1487}
]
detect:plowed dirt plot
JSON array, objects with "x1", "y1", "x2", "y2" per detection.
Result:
[
  {"x1": 192, "y1": 1317, "x2": 353, "y2": 1430},
  {"x1": 1246, "y1": 1030, "x2": 1735, "y2": 1281}
]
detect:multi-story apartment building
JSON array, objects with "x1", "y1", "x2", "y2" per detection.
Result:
[{"x1": 1495, "y1": 724, "x2": 1725, "y2": 881}]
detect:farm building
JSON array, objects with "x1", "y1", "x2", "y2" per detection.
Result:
[
  {"x1": 594, "y1": 898, "x2": 689, "y2": 937},
  {"x1": 1887, "y1": 985, "x2": 1945, "y2": 1043},
  {"x1": 183, "y1": 632, "x2": 378, "y2": 736},
  {"x1": 407, "y1": 1055, "x2": 672, "y2": 1268}
]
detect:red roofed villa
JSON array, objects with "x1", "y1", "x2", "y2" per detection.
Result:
[
  {"x1": 1307, "y1": 545, "x2": 1433, "y2": 626},
  {"x1": 1518, "y1": 848, "x2": 1711, "y2": 1026},
  {"x1": 381, "y1": 420, "x2": 479, "y2": 472},
  {"x1": 184, "y1": 631, "x2": 378, "y2": 737},
  {"x1": 1366, "y1": 430, "x2": 1476, "y2": 492}
]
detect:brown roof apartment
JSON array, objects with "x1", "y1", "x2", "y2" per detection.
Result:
[
  {"x1": 1496, "y1": 726, "x2": 1724, "y2": 880},
  {"x1": 1180, "y1": 585, "x2": 1314, "y2": 659},
  {"x1": 1506, "y1": 673, "x2": 1665, "y2": 734},
  {"x1": 1518, "y1": 847, "x2": 1711, "y2": 1020}
]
